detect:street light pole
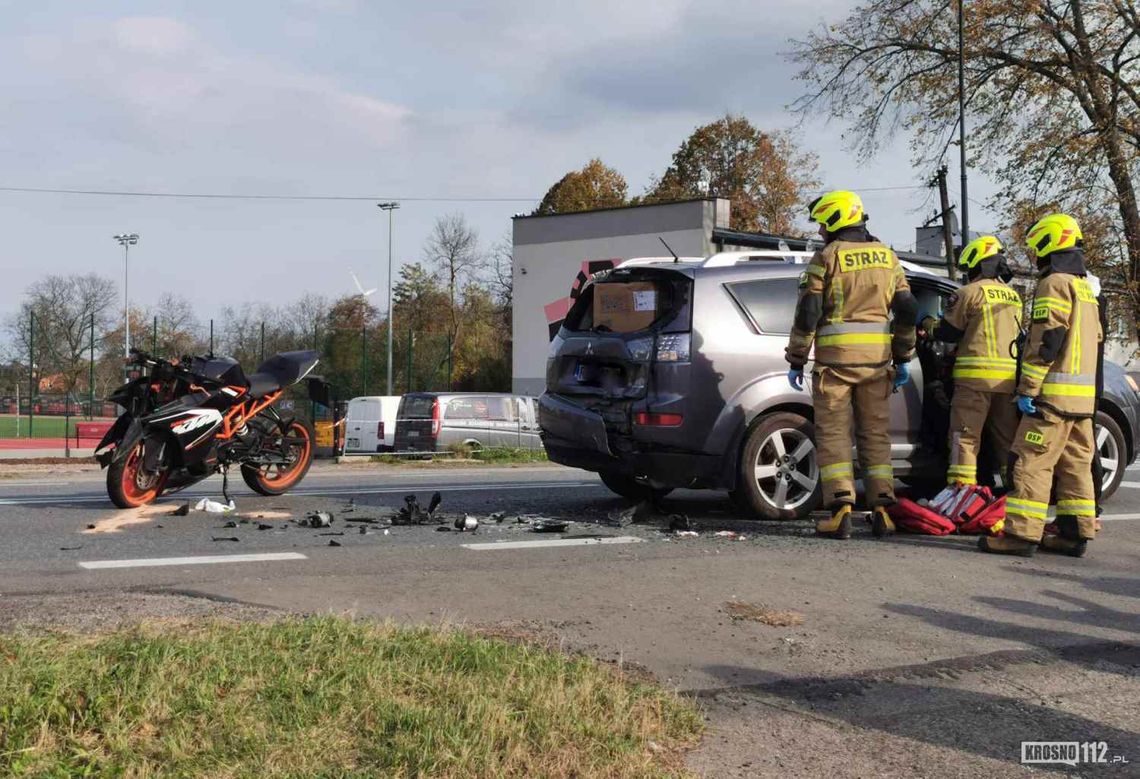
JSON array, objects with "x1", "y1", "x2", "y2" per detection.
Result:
[
  {"x1": 377, "y1": 202, "x2": 400, "y2": 396},
  {"x1": 113, "y1": 233, "x2": 139, "y2": 358}
]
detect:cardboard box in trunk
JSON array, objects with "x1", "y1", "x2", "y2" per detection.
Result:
[{"x1": 594, "y1": 281, "x2": 660, "y2": 332}]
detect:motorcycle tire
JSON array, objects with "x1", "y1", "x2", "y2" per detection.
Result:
[
  {"x1": 107, "y1": 439, "x2": 169, "y2": 509},
  {"x1": 241, "y1": 418, "x2": 316, "y2": 496}
]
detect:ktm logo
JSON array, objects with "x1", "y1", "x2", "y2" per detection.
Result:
[{"x1": 170, "y1": 409, "x2": 223, "y2": 435}]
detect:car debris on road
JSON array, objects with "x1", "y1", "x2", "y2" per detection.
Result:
[{"x1": 195, "y1": 498, "x2": 236, "y2": 515}]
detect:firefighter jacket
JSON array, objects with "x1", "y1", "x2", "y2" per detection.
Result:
[
  {"x1": 785, "y1": 237, "x2": 918, "y2": 369},
  {"x1": 924, "y1": 278, "x2": 1022, "y2": 393},
  {"x1": 1017, "y1": 255, "x2": 1102, "y2": 417}
]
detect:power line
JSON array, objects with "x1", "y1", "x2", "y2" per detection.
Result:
[{"x1": 0, "y1": 185, "x2": 540, "y2": 203}]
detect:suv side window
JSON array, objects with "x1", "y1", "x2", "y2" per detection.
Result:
[{"x1": 725, "y1": 277, "x2": 800, "y2": 334}]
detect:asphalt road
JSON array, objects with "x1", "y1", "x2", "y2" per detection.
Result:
[{"x1": 2, "y1": 460, "x2": 1138, "y2": 777}]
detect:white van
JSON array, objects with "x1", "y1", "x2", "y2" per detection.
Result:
[{"x1": 344, "y1": 396, "x2": 401, "y2": 452}]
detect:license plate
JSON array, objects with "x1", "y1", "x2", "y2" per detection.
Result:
[
  {"x1": 407, "y1": 431, "x2": 419, "y2": 438},
  {"x1": 347, "y1": 438, "x2": 359, "y2": 448}
]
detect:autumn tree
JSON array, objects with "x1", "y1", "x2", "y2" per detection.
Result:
[
  {"x1": 534, "y1": 158, "x2": 628, "y2": 215},
  {"x1": 643, "y1": 114, "x2": 819, "y2": 234},
  {"x1": 790, "y1": 0, "x2": 1140, "y2": 335},
  {"x1": 7, "y1": 274, "x2": 118, "y2": 399},
  {"x1": 423, "y1": 214, "x2": 483, "y2": 388}
]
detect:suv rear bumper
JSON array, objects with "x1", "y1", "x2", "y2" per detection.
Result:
[{"x1": 539, "y1": 392, "x2": 724, "y2": 488}]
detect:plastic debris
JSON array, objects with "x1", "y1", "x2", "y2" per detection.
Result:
[
  {"x1": 257, "y1": 523, "x2": 274, "y2": 531},
  {"x1": 212, "y1": 536, "x2": 240, "y2": 542},
  {"x1": 195, "y1": 498, "x2": 236, "y2": 514},
  {"x1": 714, "y1": 530, "x2": 748, "y2": 541},
  {"x1": 171, "y1": 503, "x2": 190, "y2": 516},
  {"x1": 531, "y1": 519, "x2": 569, "y2": 533},
  {"x1": 223, "y1": 520, "x2": 239, "y2": 528},
  {"x1": 59, "y1": 545, "x2": 83, "y2": 551},
  {"x1": 305, "y1": 511, "x2": 334, "y2": 528},
  {"x1": 393, "y1": 494, "x2": 442, "y2": 525},
  {"x1": 328, "y1": 539, "x2": 342, "y2": 547},
  {"x1": 454, "y1": 514, "x2": 479, "y2": 532},
  {"x1": 317, "y1": 531, "x2": 345, "y2": 536},
  {"x1": 436, "y1": 526, "x2": 452, "y2": 532},
  {"x1": 674, "y1": 530, "x2": 699, "y2": 538},
  {"x1": 490, "y1": 511, "x2": 508, "y2": 524}
]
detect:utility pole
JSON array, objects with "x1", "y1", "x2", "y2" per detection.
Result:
[
  {"x1": 377, "y1": 202, "x2": 400, "y2": 396},
  {"x1": 958, "y1": 0, "x2": 970, "y2": 243},
  {"x1": 113, "y1": 233, "x2": 139, "y2": 359},
  {"x1": 27, "y1": 311, "x2": 34, "y2": 437},
  {"x1": 89, "y1": 312, "x2": 95, "y2": 420},
  {"x1": 931, "y1": 165, "x2": 958, "y2": 280}
]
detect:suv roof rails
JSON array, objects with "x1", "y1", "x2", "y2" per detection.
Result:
[
  {"x1": 701, "y1": 250, "x2": 813, "y2": 268},
  {"x1": 616, "y1": 256, "x2": 703, "y2": 268}
]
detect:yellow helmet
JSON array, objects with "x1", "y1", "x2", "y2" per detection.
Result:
[
  {"x1": 958, "y1": 235, "x2": 1003, "y2": 269},
  {"x1": 1025, "y1": 213, "x2": 1082, "y2": 258},
  {"x1": 808, "y1": 190, "x2": 865, "y2": 232}
]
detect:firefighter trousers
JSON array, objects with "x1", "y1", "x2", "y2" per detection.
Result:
[
  {"x1": 812, "y1": 365, "x2": 895, "y2": 508},
  {"x1": 946, "y1": 386, "x2": 1018, "y2": 486},
  {"x1": 1006, "y1": 408, "x2": 1097, "y2": 542}
]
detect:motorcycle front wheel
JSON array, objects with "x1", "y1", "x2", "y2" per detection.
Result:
[
  {"x1": 107, "y1": 439, "x2": 169, "y2": 508},
  {"x1": 241, "y1": 418, "x2": 315, "y2": 496}
]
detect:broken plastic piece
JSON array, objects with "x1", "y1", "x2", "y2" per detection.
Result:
[
  {"x1": 212, "y1": 536, "x2": 240, "y2": 542},
  {"x1": 428, "y1": 491, "x2": 442, "y2": 514},
  {"x1": 674, "y1": 530, "x2": 699, "y2": 538},
  {"x1": 328, "y1": 539, "x2": 342, "y2": 547},
  {"x1": 532, "y1": 519, "x2": 569, "y2": 533},
  {"x1": 455, "y1": 514, "x2": 479, "y2": 532},
  {"x1": 171, "y1": 503, "x2": 190, "y2": 516},
  {"x1": 195, "y1": 498, "x2": 236, "y2": 514},
  {"x1": 306, "y1": 511, "x2": 334, "y2": 528}
]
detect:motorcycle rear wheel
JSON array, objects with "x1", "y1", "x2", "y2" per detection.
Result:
[
  {"x1": 107, "y1": 440, "x2": 169, "y2": 508},
  {"x1": 241, "y1": 419, "x2": 315, "y2": 496}
]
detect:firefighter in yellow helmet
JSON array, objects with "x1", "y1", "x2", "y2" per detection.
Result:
[
  {"x1": 786, "y1": 190, "x2": 918, "y2": 538},
  {"x1": 919, "y1": 235, "x2": 1021, "y2": 488},
  {"x1": 980, "y1": 213, "x2": 1103, "y2": 557}
]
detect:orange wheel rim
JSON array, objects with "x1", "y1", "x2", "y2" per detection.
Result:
[
  {"x1": 259, "y1": 422, "x2": 311, "y2": 488},
  {"x1": 121, "y1": 443, "x2": 163, "y2": 506}
]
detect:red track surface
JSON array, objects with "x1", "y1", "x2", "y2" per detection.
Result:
[{"x1": 0, "y1": 437, "x2": 101, "y2": 450}]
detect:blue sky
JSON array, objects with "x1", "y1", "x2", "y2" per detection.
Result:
[{"x1": 0, "y1": 0, "x2": 998, "y2": 334}]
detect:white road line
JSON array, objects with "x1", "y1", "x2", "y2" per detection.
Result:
[
  {"x1": 0, "y1": 480, "x2": 72, "y2": 487},
  {"x1": 1099, "y1": 513, "x2": 1140, "y2": 521},
  {"x1": 462, "y1": 535, "x2": 643, "y2": 551},
  {"x1": 79, "y1": 552, "x2": 308, "y2": 570},
  {"x1": 1116, "y1": 481, "x2": 1140, "y2": 489},
  {"x1": 0, "y1": 481, "x2": 603, "y2": 506}
]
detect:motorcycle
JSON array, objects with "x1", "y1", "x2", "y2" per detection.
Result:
[{"x1": 96, "y1": 348, "x2": 332, "y2": 508}]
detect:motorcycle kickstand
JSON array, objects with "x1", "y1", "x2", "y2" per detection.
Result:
[{"x1": 221, "y1": 465, "x2": 233, "y2": 506}]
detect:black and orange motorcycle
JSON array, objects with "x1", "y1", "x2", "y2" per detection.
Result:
[{"x1": 96, "y1": 349, "x2": 331, "y2": 508}]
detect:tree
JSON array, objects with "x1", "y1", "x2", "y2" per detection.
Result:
[
  {"x1": 790, "y1": 0, "x2": 1140, "y2": 335},
  {"x1": 423, "y1": 214, "x2": 482, "y2": 388},
  {"x1": 7, "y1": 274, "x2": 117, "y2": 400},
  {"x1": 643, "y1": 114, "x2": 819, "y2": 234},
  {"x1": 534, "y1": 158, "x2": 628, "y2": 215}
]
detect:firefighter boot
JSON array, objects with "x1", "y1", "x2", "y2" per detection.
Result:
[
  {"x1": 871, "y1": 506, "x2": 895, "y2": 538},
  {"x1": 816, "y1": 505, "x2": 853, "y2": 539},
  {"x1": 1040, "y1": 515, "x2": 1089, "y2": 558},
  {"x1": 978, "y1": 534, "x2": 1036, "y2": 557}
]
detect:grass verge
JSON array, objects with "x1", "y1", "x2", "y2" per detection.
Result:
[
  {"x1": 368, "y1": 446, "x2": 549, "y2": 466},
  {"x1": 0, "y1": 616, "x2": 702, "y2": 777}
]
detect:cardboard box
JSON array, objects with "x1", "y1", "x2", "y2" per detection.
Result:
[{"x1": 594, "y1": 281, "x2": 659, "y2": 332}]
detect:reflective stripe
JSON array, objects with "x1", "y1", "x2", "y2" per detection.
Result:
[
  {"x1": 1020, "y1": 363, "x2": 1048, "y2": 379},
  {"x1": 865, "y1": 465, "x2": 893, "y2": 478},
  {"x1": 803, "y1": 265, "x2": 826, "y2": 278},
  {"x1": 1034, "y1": 296, "x2": 1072, "y2": 313},
  {"x1": 1043, "y1": 372, "x2": 1094, "y2": 384},
  {"x1": 955, "y1": 356, "x2": 1017, "y2": 366},
  {"x1": 1071, "y1": 297, "x2": 1082, "y2": 374},
  {"x1": 982, "y1": 302, "x2": 997, "y2": 357},
  {"x1": 947, "y1": 465, "x2": 976, "y2": 476},
  {"x1": 1041, "y1": 372, "x2": 1096, "y2": 398},
  {"x1": 820, "y1": 462, "x2": 853, "y2": 481},
  {"x1": 1007, "y1": 497, "x2": 1049, "y2": 519},
  {"x1": 817, "y1": 333, "x2": 892, "y2": 346},
  {"x1": 1057, "y1": 499, "x2": 1096, "y2": 517},
  {"x1": 817, "y1": 322, "x2": 891, "y2": 336},
  {"x1": 953, "y1": 368, "x2": 1017, "y2": 381},
  {"x1": 1041, "y1": 383, "x2": 1096, "y2": 398}
]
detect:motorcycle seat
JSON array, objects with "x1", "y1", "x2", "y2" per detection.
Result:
[{"x1": 247, "y1": 350, "x2": 320, "y2": 398}]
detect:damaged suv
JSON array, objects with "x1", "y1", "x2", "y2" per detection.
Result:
[{"x1": 538, "y1": 252, "x2": 1140, "y2": 519}]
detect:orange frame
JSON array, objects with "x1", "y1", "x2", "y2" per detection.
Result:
[{"x1": 216, "y1": 390, "x2": 283, "y2": 440}]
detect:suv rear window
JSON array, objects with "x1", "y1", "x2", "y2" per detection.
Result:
[
  {"x1": 400, "y1": 395, "x2": 435, "y2": 418},
  {"x1": 563, "y1": 270, "x2": 691, "y2": 334},
  {"x1": 725, "y1": 277, "x2": 800, "y2": 334}
]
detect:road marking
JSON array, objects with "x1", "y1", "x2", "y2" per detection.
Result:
[
  {"x1": 0, "y1": 481, "x2": 603, "y2": 506},
  {"x1": 1116, "y1": 481, "x2": 1140, "y2": 489},
  {"x1": 1100, "y1": 513, "x2": 1140, "y2": 521},
  {"x1": 0, "y1": 480, "x2": 72, "y2": 487},
  {"x1": 462, "y1": 535, "x2": 643, "y2": 551},
  {"x1": 79, "y1": 552, "x2": 308, "y2": 570}
]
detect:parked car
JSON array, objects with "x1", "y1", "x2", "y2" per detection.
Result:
[
  {"x1": 539, "y1": 251, "x2": 1140, "y2": 518},
  {"x1": 394, "y1": 392, "x2": 541, "y2": 452},
  {"x1": 344, "y1": 396, "x2": 401, "y2": 453}
]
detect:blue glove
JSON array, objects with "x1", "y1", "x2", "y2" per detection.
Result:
[
  {"x1": 1017, "y1": 394, "x2": 1037, "y2": 415},
  {"x1": 788, "y1": 367, "x2": 804, "y2": 391},
  {"x1": 892, "y1": 362, "x2": 910, "y2": 390}
]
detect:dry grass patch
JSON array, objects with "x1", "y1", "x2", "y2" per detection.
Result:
[
  {"x1": 722, "y1": 601, "x2": 804, "y2": 627},
  {"x1": 0, "y1": 616, "x2": 702, "y2": 778}
]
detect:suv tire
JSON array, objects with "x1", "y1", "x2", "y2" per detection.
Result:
[
  {"x1": 1095, "y1": 409, "x2": 1126, "y2": 502},
  {"x1": 732, "y1": 411, "x2": 821, "y2": 520},
  {"x1": 599, "y1": 471, "x2": 673, "y2": 502}
]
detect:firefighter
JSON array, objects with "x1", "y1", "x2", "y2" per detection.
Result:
[
  {"x1": 980, "y1": 213, "x2": 1103, "y2": 557},
  {"x1": 919, "y1": 235, "x2": 1021, "y2": 488},
  {"x1": 787, "y1": 190, "x2": 918, "y2": 539}
]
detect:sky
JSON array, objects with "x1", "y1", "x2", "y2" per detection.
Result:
[{"x1": 0, "y1": 0, "x2": 1000, "y2": 338}]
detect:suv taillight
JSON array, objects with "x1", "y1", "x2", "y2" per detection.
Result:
[
  {"x1": 634, "y1": 412, "x2": 683, "y2": 427},
  {"x1": 431, "y1": 399, "x2": 441, "y2": 437}
]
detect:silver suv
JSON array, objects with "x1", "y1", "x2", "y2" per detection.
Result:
[{"x1": 539, "y1": 252, "x2": 1140, "y2": 518}]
